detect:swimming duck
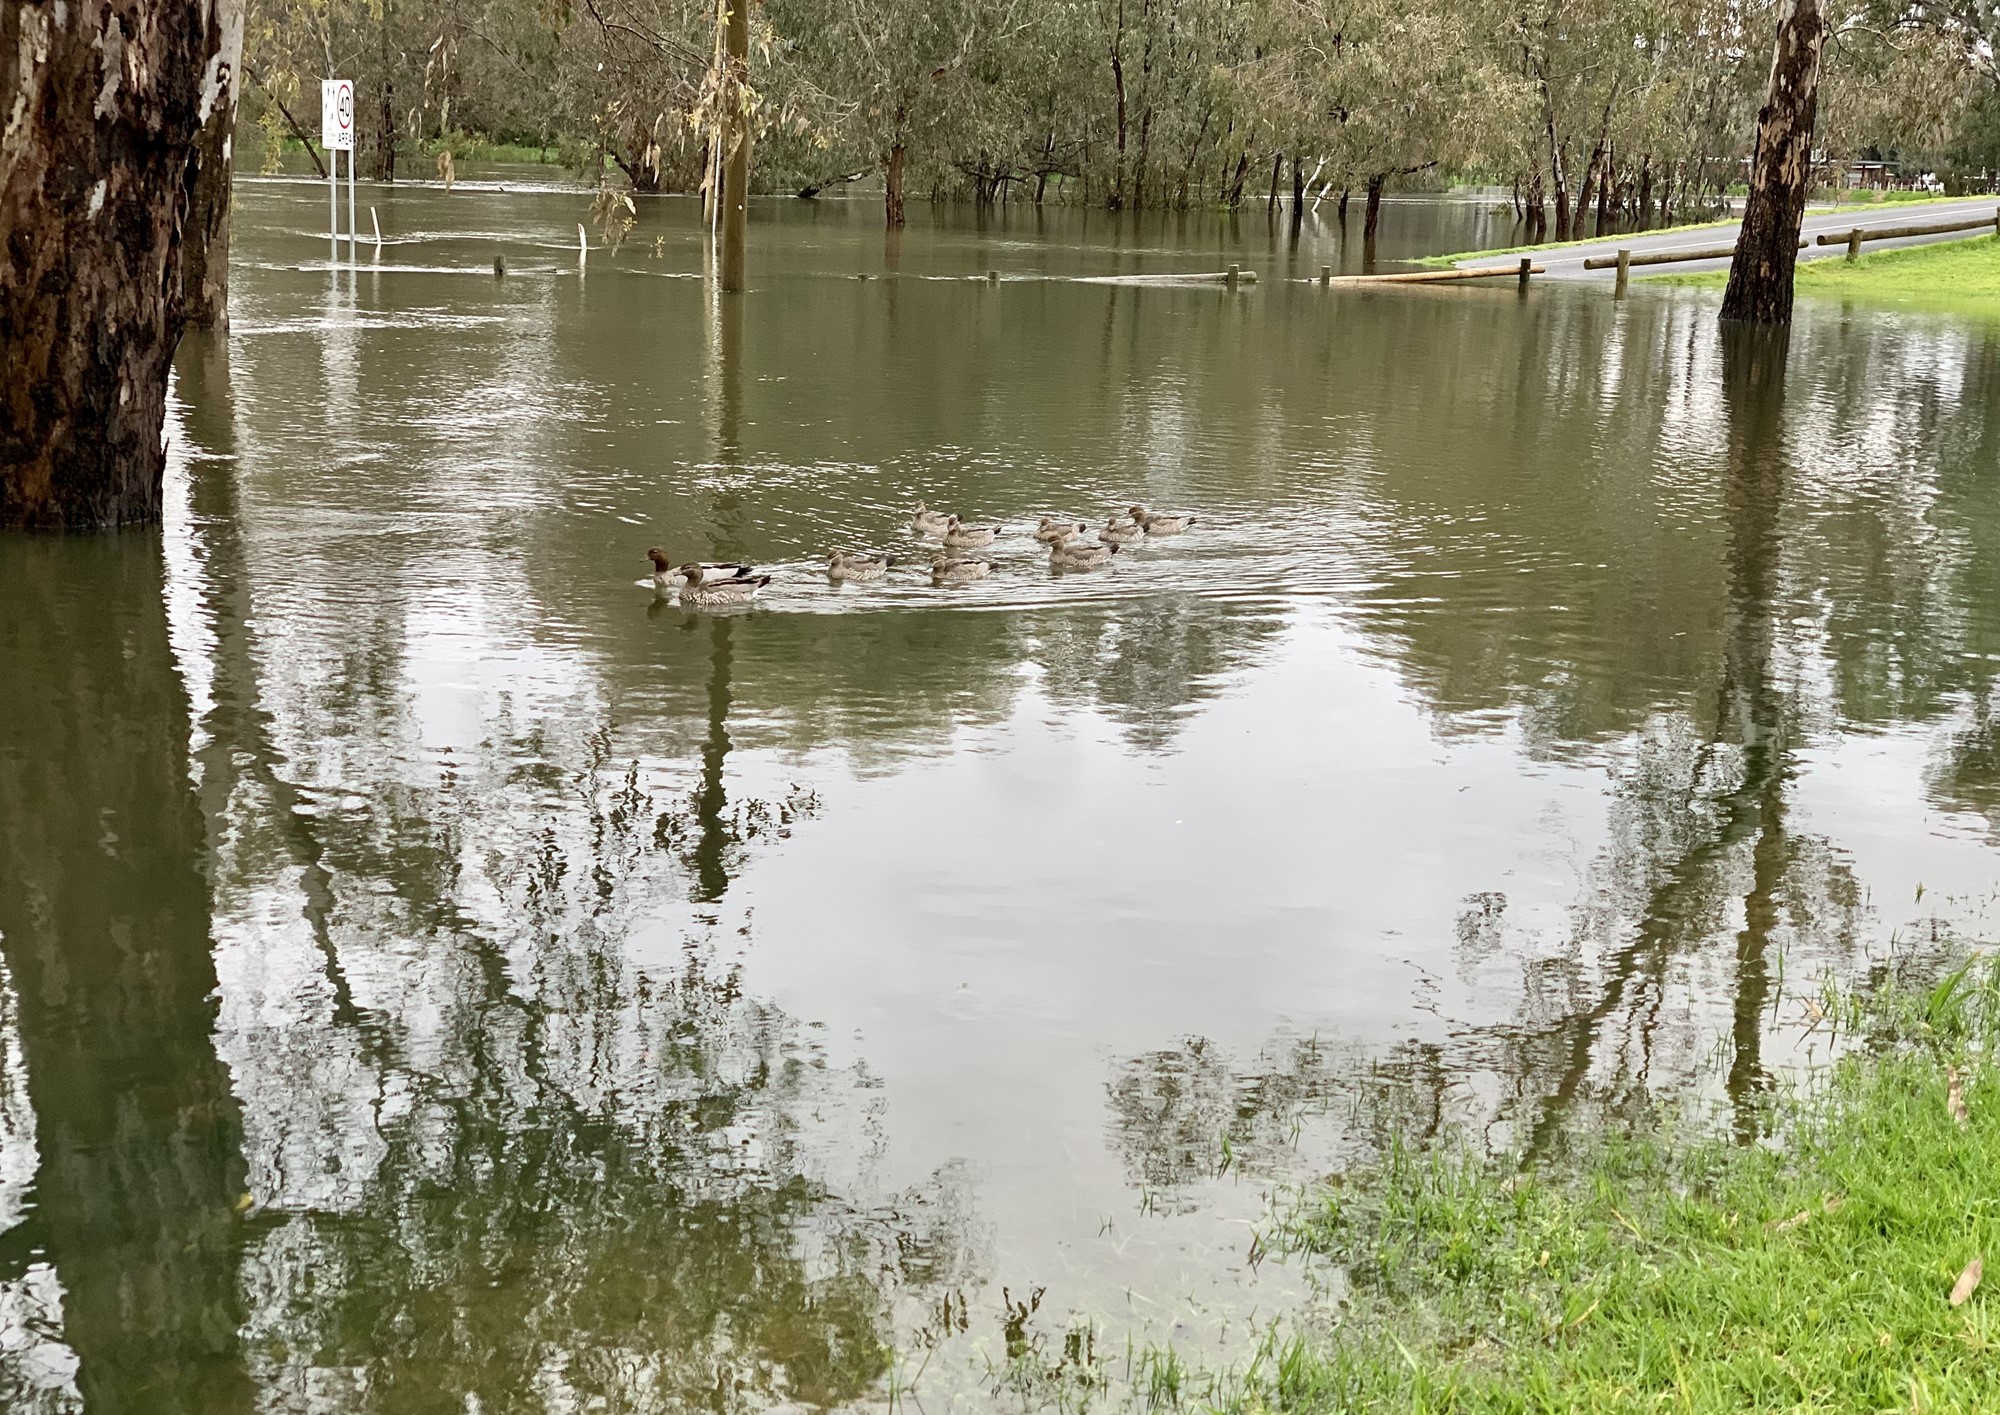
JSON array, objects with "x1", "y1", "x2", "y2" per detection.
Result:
[
  {"x1": 676, "y1": 563, "x2": 771, "y2": 605},
  {"x1": 1129, "y1": 505, "x2": 1196, "y2": 535},
  {"x1": 826, "y1": 550, "x2": 898, "y2": 582},
  {"x1": 648, "y1": 547, "x2": 756, "y2": 590},
  {"x1": 911, "y1": 504, "x2": 955, "y2": 537},
  {"x1": 1098, "y1": 517, "x2": 1146, "y2": 547},
  {"x1": 942, "y1": 517, "x2": 1003, "y2": 549},
  {"x1": 1051, "y1": 540, "x2": 1117, "y2": 570},
  {"x1": 1035, "y1": 517, "x2": 1091, "y2": 545},
  {"x1": 931, "y1": 556, "x2": 991, "y2": 586}
]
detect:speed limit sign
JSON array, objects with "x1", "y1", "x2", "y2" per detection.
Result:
[{"x1": 321, "y1": 79, "x2": 354, "y2": 152}]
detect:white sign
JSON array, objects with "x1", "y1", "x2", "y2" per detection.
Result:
[{"x1": 321, "y1": 79, "x2": 354, "y2": 151}]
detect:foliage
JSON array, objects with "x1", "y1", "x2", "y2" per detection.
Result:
[
  {"x1": 239, "y1": 0, "x2": 2000, "y2": 225},
  {"x1": 1158, "y1": 953, "x2": 2000, "y2": 1413}
]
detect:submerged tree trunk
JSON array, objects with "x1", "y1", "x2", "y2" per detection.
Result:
[
  {"x1": 1289, "y1": 153, "x2": 1305, "y2": 236},
  {"x1": 1363, "y1": 172, "x2": 1386, "y2": 240},
  {"x1": 1224, "y1": 148, "x2": 1249, "y2": 208},
  {"x1": 885, "y1": 140, "x2": 906, "y2": 227},
  {"x1": 1722, "y1": 0, "x2": 1826, "y2": 325},
  {"x1": 717, "y1": 0, "x2": 751, "y2": 291},
  {"x1": 1, "y1": 0, "x2": 230, "y2": 528},
  {"x1": 375, "y1": 0, "x2": 396, "y2": 180},
  {"x1": 1109, "y1": 0, "x2": 1128, "y2": 211},
  {"x1": 183, "y1": 0, "x2": 247, "y2": 332},
  {"x1": 1266, "y1": 151, "x2": 1282, "y2": 212}
]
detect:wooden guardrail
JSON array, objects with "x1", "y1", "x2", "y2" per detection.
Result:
[
  {"x1": 1815, "y1": 207, "x2": 2000, "y2": 259},
  {"x1": 1326, "y1": 262, "x2": 1545, "y2": 286}
]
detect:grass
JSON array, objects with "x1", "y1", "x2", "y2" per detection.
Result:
[
  {"x1": 1158, "y1": 953, "x2": 2000, "y2": 1414},
  {"x1": 1650, "y1": 234, "x2": 2000, "y2": 317}
]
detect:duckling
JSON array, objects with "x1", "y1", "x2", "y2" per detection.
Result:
[
  {"x1": 1035, "y1": 517, "x2": 1091, "y2": 545},
  {"x1": 676, "y1": 563, "x2": 771, "y2": 606},
  {"x1": 826, "y1": 550, "x2": 898, "y2": 582},
  {"x1": 931, "y1": 556, "x2": 992, "y2": 586},
  {"x1": 1098, "y1": 517, "x2": 1146, "y2": 547},
  {"x1": 648, "y1": 547, "x2": 756, "y2": 590},
  {"x1": 942, "y1": 516, "x2": 1003, "y2": 549},
  {"x1": 1129, "y1": 505, "x2": 1196, "y2": 535},
  {"x1": 1051, "y1": 540, "x2": 1117, "y2": 570},
  {"x1": 911, "y1": 503, "x2": 955, "y2": 537}
]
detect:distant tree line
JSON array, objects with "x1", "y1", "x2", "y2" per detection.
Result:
[{"x1": 242, "y1": 0, "x2": 2000, "y2": 228}]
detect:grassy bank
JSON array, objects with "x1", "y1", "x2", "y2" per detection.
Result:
[
  {"x1": 1168, "y1": 954, "x2": 2000, "y2": 1414},
  {"x1": 1652, "y1": 236, "x2": 2000, "y2": 316}
]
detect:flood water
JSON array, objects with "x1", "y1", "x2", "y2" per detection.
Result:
[{"x1": 5, "y1": 178, "x2": 2000, "y2": 1412}]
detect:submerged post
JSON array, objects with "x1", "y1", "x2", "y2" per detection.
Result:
[
  {"x1": 1518, "y1": 257, "x2": 1532, "y2": 290},
  {"x1": 1227, "y1": 263, "x2": 1240, "y2": 287},
  {"x1": 1615, "y1": 248, "x2": 1631, "y2": 297},
  {"x1": 1846, "y1": 228, "x2": 1862, "y2": 262},
  {"x1": 1320, "y1": 265, "x2": 1331, "y2": 284}
]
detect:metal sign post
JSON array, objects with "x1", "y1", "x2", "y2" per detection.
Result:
[{"x1": 321, "y1": 79, "x2": 356, "y2": 264}]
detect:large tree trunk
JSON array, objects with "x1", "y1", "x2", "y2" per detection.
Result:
[
  {"x1": 1722, "y1": 0, "x2": 1826, "y2": 325},
  {"x1": 1637, "y1": 154, "x2": 1654, "y2": 227},
  {"x1": 183, "y1": 0, "x2": 245, "y2": 331},
  {"x1": 1, "y1": 0, "x2": 229, "y2": 528},
  {"x1": 1289, "y1": 153, "x2": 1305, "y2": 236},
  {"x1": 885, "y1": 140, "x2": 906, "y2": 227}
]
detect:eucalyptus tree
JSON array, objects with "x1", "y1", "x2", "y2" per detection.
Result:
[
  {"x1": 1722, "y1": 0, "x2": 1828, "y2": 323},
  {"x1": 1, "y1": 0, "x2": 239, "y2": 527}
]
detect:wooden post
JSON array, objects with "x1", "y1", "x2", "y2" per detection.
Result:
[
  {"x1": 1614, "y1": 248, "x2": 1630, "y2": 297},
  {"x1": 1993, "y1": 205, "x2": 1999, "y2": 240},
  {"x1": 1518, "y1": 257, "x2": 1532, "y2": 290},
  {"x1": 718, "y1": 0, "x2": 751, "y2": 292},
  {"x1": 1320, "y1": 265, "x2": 1331, "y2": 284},
  {"x1": 988, "y1": 269, "x2": 999, "y2": 281},
  {"x1": 1226, "y1": 263, "x2": 1240, "y2": 286},
  {"x1": 1845, "y1": 228, "x2": 1862, "y2": 261}
]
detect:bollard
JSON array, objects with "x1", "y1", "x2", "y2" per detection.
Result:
[
  {"x1": 1320, "y1": 264, "x2": 1331, "y2": 285},
  {"x1": 1847, "y1": 228, "x2": 1863, "y2": 262},
  {"x1": 988, "y1": 269, "x2": 999, "y2": 281},
  {"x1": 1517, "y1": 257, "x2": 1532, "y2": 291},
  {"x1": 1614, "y1": 248, "x2": 1630, "y2": 298},
  {"x1": 1226, "y1": 263, "x2": 1241, "y2": 287}
]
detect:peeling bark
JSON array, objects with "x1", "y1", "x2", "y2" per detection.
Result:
[
  {"x1": 183, "y1": 0, "x2": 244, "y2": 331},
  {"x1": 1722, "y1": 0, "x2": 1826, "y2": 325},
  {"x1": 2, "y1": 0, "x2": 227, "y2": 527}
]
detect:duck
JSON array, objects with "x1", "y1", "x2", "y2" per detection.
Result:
[
  {"x1": 675, "y1": 563, "x2": 771, "y2": 605},
  {"x1": 911, "y1": 504, "x2": 955, "y2": 538},
  {"x1": 648, "y1": 547, "x2": 756, "y2": 590},
  {"x1": 931, "y1": 556, "x2": 992, "y2": 586},
  {"x1": 1035, "y1": 517, "x2": 1090, "y2": 545},
  {"x1": 1051, "y1": 540, "x2": 1117, "y2": 570},
  {"x1": 1098, "y1": 517, "x2": 1146, "y2": 547},
  {"x1": 826, "y1": 550, "x2": 898, "y2": 582},
  {"x1": 942, "y1": 516, "x2": 1003, "y2": 549},
  {"x1": 1129, "y1": 505, "x2": 1196, "y2": 535}
]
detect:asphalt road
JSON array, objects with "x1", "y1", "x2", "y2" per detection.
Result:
[{"x1": 1453, "y1": 198, "x2": 2000, "y2": 281}]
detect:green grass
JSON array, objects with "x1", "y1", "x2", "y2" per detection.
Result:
[
  {"x1": 1650, "y1": 234, "x2": 2000, "y2": 317},
  {"x1": 1165, "y1": 954, "x2": 2000, "y2": 1414}
]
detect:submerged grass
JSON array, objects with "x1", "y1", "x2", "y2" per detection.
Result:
[
  {"x1": 1650, "y1": 234, "x2": 2000, "y2": 317},
  {"x1": 1158, "y1": 954, "x2": 2000, "y2": 1414}
]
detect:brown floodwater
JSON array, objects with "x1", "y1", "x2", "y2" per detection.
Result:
[{"x1": 4, "y1": 177, "x2": 2000, "y2": 1412}]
